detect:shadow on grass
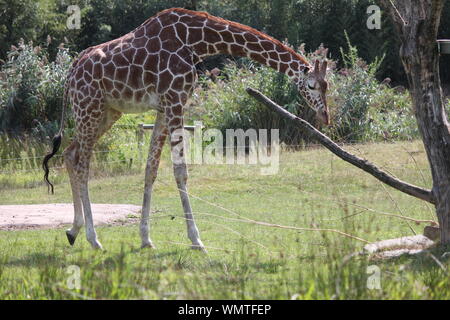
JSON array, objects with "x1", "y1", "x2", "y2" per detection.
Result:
[
  {"x1": 4, "y1": 252, "x2": 64, "y2": 268},
  {"x1": 378, "y1": 244, "x2": 450, "y2": 273},
  {"x1": 407, "y1": 244, "x2": 450, "y2": 271},
  {"x1": 248, "y1": 260, "x2": 286, "y2": 274}
]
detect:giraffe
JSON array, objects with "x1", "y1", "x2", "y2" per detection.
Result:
[{"x1": 42, "y1": 8, "x2": 329, "y2": 250}]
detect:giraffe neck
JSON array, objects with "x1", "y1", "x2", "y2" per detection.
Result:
[{"x1": 149, "y1": 8, "x2": 311, "y2": 84}]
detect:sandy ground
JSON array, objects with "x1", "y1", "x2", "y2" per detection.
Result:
[{"x1": 0, "y1": 203, "x2": 141, "y2": 231}]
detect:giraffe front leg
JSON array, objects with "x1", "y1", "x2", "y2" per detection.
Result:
[
  {"x1": 165, "y1": 107, "x2": 206, "y2": 252},
  {"x1": 140, "y1": 112, "x2": 168, "y2": 249},
  {"x1": 173, "y1": 162, "x2": 205, "y2": 251}
]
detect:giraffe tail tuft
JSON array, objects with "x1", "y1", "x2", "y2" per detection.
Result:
[{"x1": 42, "y1": 134, "x2": 62, "y2": 194}]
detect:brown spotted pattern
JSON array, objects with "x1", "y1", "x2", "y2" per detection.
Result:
[{"x1": 55, "y1": 8, "x2": 329, "y2": 250}]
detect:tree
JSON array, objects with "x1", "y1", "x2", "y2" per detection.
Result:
[
  {"x1": 0, "y1": 0, "x2": 40, "y2": 59},
  {"x1": 248, "y1": 0, "x2": 450, "y2": 245},
  {"x1": 378, "y1": 0, "x2": 450, "y2": 243}
]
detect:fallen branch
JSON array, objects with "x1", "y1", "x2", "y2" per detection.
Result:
[{"x1": 246, "y1": 87, "x2": 435, "y2": 204}]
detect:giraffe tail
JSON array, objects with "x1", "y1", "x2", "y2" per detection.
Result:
[
  {"x1": 43, "y1": 134, "x2": 62, "y2": 194},
  {"x1": 42, "y1": 75, "x2": 70, "y2": 194}
]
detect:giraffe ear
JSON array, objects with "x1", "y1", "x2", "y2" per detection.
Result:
[{"x1": 313, "y1": 60, "x2": 320, "y2": 75}]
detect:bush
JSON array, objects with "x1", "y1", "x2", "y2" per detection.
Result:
[
  {"x1": 190, "y1": 41, "x2": 419, "y2": 146},
  {"x1": 0, "y1": 37, "x2": 423, "y2": 176},
  {"x1": 324, "y1": 35, "x2": 418, "y2": 142},
  {"x1": 0, "y1": 42, "x2": 157, "y2": 175},
  {"x1": 0, "y1": 40, "x2": 73, "y2": 137},
  {"x1": 189, "y1": 58, "x2": 319, "y2": 148}
]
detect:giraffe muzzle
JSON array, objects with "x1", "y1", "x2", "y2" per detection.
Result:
[{"x1": 318, "y1": 109, "x2": 330, "y2": 126}]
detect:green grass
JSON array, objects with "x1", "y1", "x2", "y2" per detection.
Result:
[{"x1": 0, "y1": 140, "x2": 449, "y2": 299}]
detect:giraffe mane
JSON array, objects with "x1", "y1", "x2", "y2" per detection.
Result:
[{"x1": 148, "y1": 7, "x2": 311, "y2": 67}]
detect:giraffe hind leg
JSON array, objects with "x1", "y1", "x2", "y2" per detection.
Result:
[
  {"x1": 71, "y1": 104, "x2": 121, "y2": 249},
  {"x1": 140, "y1": 112, "x2": 168, "y2": 248},
  {"x1": 64, "y1": 140, "x2": 84, "y2": 245}
]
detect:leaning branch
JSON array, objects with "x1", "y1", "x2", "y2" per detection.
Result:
[{"x1": 246, "y1": 87, "x2": 435, "y2": 204}]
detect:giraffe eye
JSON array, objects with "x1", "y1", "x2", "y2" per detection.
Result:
[{"x1": 307, "y1": 83, "x2": 315, "y2": 90}]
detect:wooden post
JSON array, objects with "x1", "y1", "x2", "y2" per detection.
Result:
[{"x1": 137, "y1": 124, "x2": 144, "y2": 164}]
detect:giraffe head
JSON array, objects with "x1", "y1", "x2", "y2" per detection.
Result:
[{"x1": 299, "y1": 60, "x2": 330, "y2": 125}]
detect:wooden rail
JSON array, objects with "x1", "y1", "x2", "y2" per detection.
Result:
[{"x1": 139, "y1": 123, "x2": 200, "y2": 131}]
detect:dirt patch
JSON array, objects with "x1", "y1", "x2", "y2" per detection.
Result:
[{"x1": 0, "y1": 203, "x2": 141, "y2": 231}]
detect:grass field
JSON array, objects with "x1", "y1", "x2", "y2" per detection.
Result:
[{"x1": 0, "y1": 140, "x2": 449, "y2": 299}]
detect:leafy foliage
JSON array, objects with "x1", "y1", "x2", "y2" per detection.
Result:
[
  {"x1": 0, "y1": 41, "x2": 72, "y2": 136},
  {"x1": 325, "y1": 36, "x2": 418, "y2": 142},
  {"x1": 192, "y1": 42, "x2": 419, "y2": 145},
  {"x1": 189, "y1": 59, "x2": 317, "y2": 148},
  {"x1": 0, "y1": 0, "x2": 433, "y2": 167},
  {"x1": 2, "y1": 0, "x2": 450, "y2": 84}
]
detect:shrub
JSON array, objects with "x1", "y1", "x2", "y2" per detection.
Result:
[
  {"x1": 324, "y1": 35, "x2": 419, "y2": 142},
  {"x1": 0, "y1": 40, "x2": 73, "y2": 137},
  {"x1": 0, "y1": 38, "x2": 423, "y2": 177},
  {"x1": 190, "y1": 41, "x2": 419, "y2": 146},
  {"x1": 0, "y1": 42, "x2": 156, "y2": 175},
  {"x1": 189, "y1": 58, "x2": 319, "y2": 148}
]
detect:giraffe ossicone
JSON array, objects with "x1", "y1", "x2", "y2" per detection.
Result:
[{"x1": 42, "y1": 8, "x2": 329, "y2": 250}]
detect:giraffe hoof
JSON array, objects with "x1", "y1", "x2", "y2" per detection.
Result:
[
  {"x1": 66, "y1": 231, "x2": 76, "y2": 246},
  {"x1": 89, "y1": 240, "x2": 104, "y2": 250},
  {"x1": 191, "y1": 241, "x2": 207, "y2": 253},
  {"x1": 141, "y1": 242, "x2": 156, "y2": 249}
]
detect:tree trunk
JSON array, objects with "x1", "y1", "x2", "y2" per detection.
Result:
[{"x1": 379, "y1": 1, "x2": 450, "y2": 243}]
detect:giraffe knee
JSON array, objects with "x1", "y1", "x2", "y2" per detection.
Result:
[
  {"x1": 64, "y1": 142, "x2": 91, "y2": 182},
  {"x1": 173, "y1": 164, "x2": 188, "y2": 184},
  {"x1": 145, "y1": 162, "x2": 159, "y2": 185},
  {"x1": 146, "y1": 172, "x2": 158, "y2": 185},
  {"x1": 63, "y1": 141, "x2": 80, "y2": 167}
]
